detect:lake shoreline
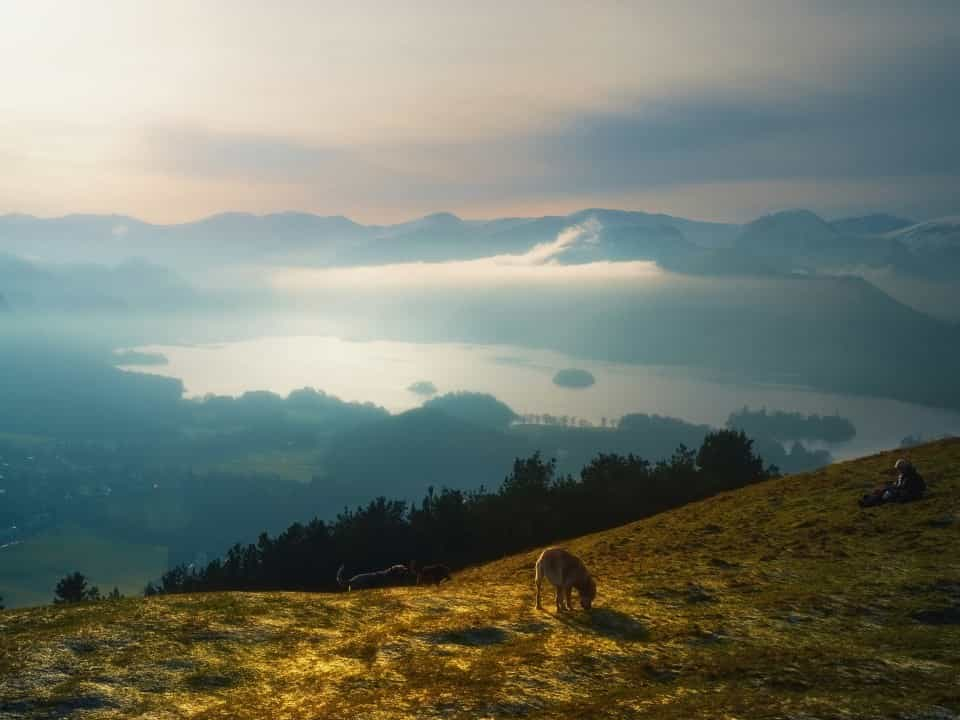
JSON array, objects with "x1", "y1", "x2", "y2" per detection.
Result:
[{"x1": 119, "y1": 334, "x2": 960, "y2": 463}]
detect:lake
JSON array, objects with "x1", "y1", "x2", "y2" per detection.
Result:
[{"x1": 122, "y1": 335, "x2": 960, "y2": 461}]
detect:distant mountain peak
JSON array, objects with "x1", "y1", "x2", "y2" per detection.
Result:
[
  {"x1": 735, "y1": 210, "x2": 835, "y2": 255},
  {"x1": 740, "y1": 209, "x2": 833, "y2": 234},
  {"x1": 415, "y1": 212, "x2": 464, "y2": 225},
  {"x1": 373, "y1": 212, "x2": 468, "y2": 241},
  {"x1": 190, "y1": 211, "x2": 259, "y2": 226},
  {"x1": 905, "y1": 216, "x2": 960, "y2": 229},
  {"x1": 758, "y1": 209, "x2": 830, "y2": 224},
  {"x1": 830, "y1": 213, "x2": 914, "y2": 236},
  {"x1": 891, "y1": 217, "x2": 960, "y2": 252},
  {"x1": 266, "y1": 211, "x2": 358, "y2": 224}
]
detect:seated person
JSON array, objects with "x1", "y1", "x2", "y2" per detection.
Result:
[{"x1": 859, "y1": 458, "x2": 925, "y2": 507}]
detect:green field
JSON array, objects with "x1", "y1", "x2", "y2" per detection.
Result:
[
  {"x1": 194, "y1": 448, "x2": 325, "y2": 484},
  {"x1": 0, "y1": 431, "x2": 56, "y2": 450},
  {"x1": 0, "y1": 527, "x2": 167, "y2": 609},
  {"x1": 1, "y1": 439, "x2": 959, "y2": 718}
]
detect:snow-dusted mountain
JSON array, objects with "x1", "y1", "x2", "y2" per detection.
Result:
[
  {"x1": 890, "y1": 217, "x2": 960, "y2": 252},
  {"x1": 0, "y1": 208, "x2": 739, "y2": 272},
  {"x1": 1, "y1": 207, "x2": 957, "y2": 287},
  {"x1": 882, "y1": 217, "x2": 960, "y2": 281},
  {"x1": 829, "y1": 214, "x2": 914, "y2": 236},
  {"x1": 732, "y1": 209, "x2": 925, "y2": 273}
]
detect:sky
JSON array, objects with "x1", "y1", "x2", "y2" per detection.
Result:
[{"x1": 1, "y1": 1, "x2": 958, "y2": 224}]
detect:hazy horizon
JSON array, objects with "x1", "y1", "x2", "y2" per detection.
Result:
[{"x1": 4, "y1": 203, "x2": 955, "y2": 228}]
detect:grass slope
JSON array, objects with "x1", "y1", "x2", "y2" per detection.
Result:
[{"x1": 2, "y1": 439, "x2": 959, "y2": 719}]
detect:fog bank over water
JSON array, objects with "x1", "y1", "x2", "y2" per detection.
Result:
[
  {"x1": 5, "y1": 208, "x2": 960, "y2": 416},
  {"x1": 269, "y1": 219, "x2": 666, "y2": 292},
  {"x1": 122, "y1": 335, "x2": 960, "y2": 461}
]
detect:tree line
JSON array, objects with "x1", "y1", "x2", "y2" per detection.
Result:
[
  {"x1": 140, "y1": 429, "x2": 773, "y2": 596},
  {"x1": 726, "y1": 407, "x2": 856, "y2": 443}
]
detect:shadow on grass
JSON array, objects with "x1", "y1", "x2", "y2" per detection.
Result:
[
  {"x1": 552, "y1": 607, "x2": 649, "y2": 641},
  {"x1": 185, "y1": 668, "x2": 246, "y2": 691},
  {"x1": 425, "y1": 626, "x2": 510, "y2": 646}
]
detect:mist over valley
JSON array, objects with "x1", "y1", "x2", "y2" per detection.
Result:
[{"x1": 3, "y1": 207, "x2": 960, "y2": 608}]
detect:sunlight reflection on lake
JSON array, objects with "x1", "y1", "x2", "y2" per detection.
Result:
[{"x1": 122, "y1": 335, "x2": 960, "y2": 461}]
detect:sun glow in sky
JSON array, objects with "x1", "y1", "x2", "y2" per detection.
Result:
[{"x1": 1, "y1": 1, "x2": 958, "y2": 222}]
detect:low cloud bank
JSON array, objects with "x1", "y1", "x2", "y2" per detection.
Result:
[{"x1": 270, "y1": 220, "x2": 666, "y2": 293}]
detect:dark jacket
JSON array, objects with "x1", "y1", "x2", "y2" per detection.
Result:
[{"x1": 896, "y1": 466, "x2": 926, "y2": 500}]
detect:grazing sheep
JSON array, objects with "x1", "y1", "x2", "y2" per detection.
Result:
[
  {"x1": 336, "y1": 563, "x2": 413, "y2": 591},
  {"x1": 416, "y1": 564, "x2": 452, "y2": 585}
]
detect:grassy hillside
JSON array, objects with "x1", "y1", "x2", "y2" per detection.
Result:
[{"x1": 2, "y1": 440, "x2": 959, "y2": 719}]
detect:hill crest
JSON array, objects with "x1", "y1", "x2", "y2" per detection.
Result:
[{"x1": 2, "y1": 439, "x2": 959, "y2": 718}]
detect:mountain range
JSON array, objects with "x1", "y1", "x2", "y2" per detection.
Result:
[
  {"x1": 4, "y1": 207, "x2": 960, "y2": 413},
  {"x1": 3, "y1": 207, "x2": 956, "y2": 279}
]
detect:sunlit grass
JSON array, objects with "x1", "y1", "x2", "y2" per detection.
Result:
[{"x1": 1, "y1": 439, "x2": 958, "y2": 717}]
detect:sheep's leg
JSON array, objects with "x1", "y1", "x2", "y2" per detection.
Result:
[
  {"x1": 535, "y1": 565, "x2": 543, "y2": 610},
  {"x1": 565, "y1": 586, "x2": 574, "y2": 611}
]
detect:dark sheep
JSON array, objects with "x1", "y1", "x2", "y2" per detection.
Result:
[
  {"x1": 336, "y1": 563, "x2": 414, "y2": 591},
  {"x1": 416, "y1": 564, "x2": 453, "y2": 585}
]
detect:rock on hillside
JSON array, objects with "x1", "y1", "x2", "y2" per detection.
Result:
[{"x1": 2, "y1": 439, "x2": 959, "y2": 718}]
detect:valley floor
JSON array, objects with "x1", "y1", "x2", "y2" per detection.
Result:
[{"x1": 2, "y1": 440, "x2": 959, "y2": 719}]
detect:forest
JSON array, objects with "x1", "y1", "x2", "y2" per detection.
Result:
[
  {"x1": 0, "y1": 339, "x2": 833, "y2": 607},
  {"x1": 726, "y1": 407, "x2": 856, "y2": 443},
  {"x1": 148, "y1": 429, "x2": 773, "y2": 595}
]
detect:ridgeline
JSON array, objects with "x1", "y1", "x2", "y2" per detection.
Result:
[{"x1": 1, "y1": 439, "x2": 958, "y2": 718}]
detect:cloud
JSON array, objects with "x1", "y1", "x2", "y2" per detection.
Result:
[
  {"x1": 407, "y1": 380, "x2": 438, "y2": 397},
  {"x1": 144, "y1": 127, "x2": 390, "y2": 186},
  {"x1": 138, "y1": 40, "x2": 960, "y2": 222},
  {"x1": 10, "y1": 3, "x2": 958, "y2": 222},
  {"x1": 497, "y1": 219, "x2": 600, "y2": 266},
  {"x1": 270, "y1": 219, "x2": 665, "y2": 292},
  {"x1": 527, "y1": 45, "x2": 960, "y2": 192}
]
